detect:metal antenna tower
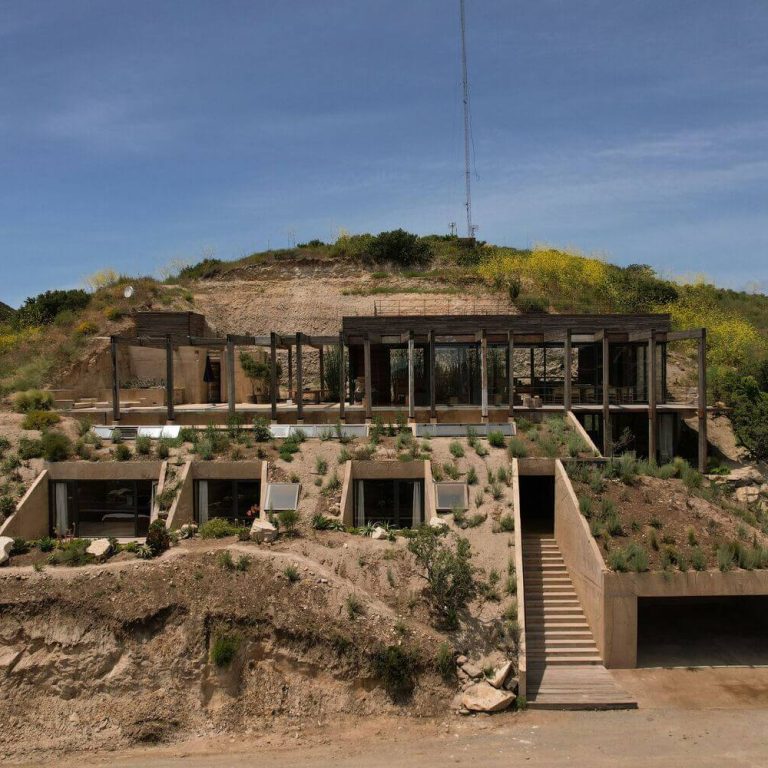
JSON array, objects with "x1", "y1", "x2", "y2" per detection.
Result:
[{"x1": 459, "y1": 0, "x2": 476, "y2": 238}]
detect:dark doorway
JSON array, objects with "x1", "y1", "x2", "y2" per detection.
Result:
[
  {"x1": 518, "y1": 474, "x2": 555, "y2": 534},
  {"x1": 205, "y1": 357, "x2": 222, "y2": 404},
  {"x1": 638, "y1": 596, "x2": 768, "y2": 667}
]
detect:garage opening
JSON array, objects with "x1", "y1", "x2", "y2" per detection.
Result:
[
  {"x1": 638, "y1": 596, "x2": 768, "y2": 667},
  {"x1": 518, "y1": 474, "x2": 555, "y2": 534}
]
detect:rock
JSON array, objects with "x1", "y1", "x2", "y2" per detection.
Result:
[
  {"x1": 461, "y1": 662, "x2": 482, "y2": 679},
  {"x1": 504, "y1": 676, "x2": 519, "y2": 694},
  {"x1": 370, "y1": 526, "x2": 388, "y2": 540},
  {"x1": 735, "y1": 486, "x2": 760, "y2": 504},
  {"x1": 0, "y1": 537, "x2": 14, "y2": 567},
  {"x1": 456, "y1": 654, "x2": 468, "y2": 665},
  {"x1": 461, "y1": 682, "x2": 516, "y2": 713},
  {"x1": 86, "y1": 538, "x2": 112, "y2": 559},
  {"x1": 489, "y1": 661, "x2": 514, "y2": 689},
  {"x1": 429, "y1": 516, "x2": 448, "y2": 529},
  {"x1": 723, "y1": 467, "x2": 764, "y2": 487},
  {"x1": 251, "y1": 519, "x2": 277, "y2": 543}
]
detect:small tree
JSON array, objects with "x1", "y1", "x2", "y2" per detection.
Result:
[
  {"x1": 407, "y1": 527, "x2": 475, "y2": 627},
  {"x1": 239, "y1": 352, "x2": 269, "y2": 401}
]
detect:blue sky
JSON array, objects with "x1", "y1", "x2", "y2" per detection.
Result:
[{"x1": 1, "y1": 0, "x2": 767, "y2": 307}]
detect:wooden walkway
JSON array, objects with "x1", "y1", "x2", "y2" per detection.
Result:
[{"x1": 523, "y1": 533, "x2": 636, "y2": 710}]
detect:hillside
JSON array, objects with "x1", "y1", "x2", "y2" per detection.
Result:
[
  {"x1": 0, "y1": 301, "x2": 14, "y2": 322},
  {"x1": 1, "y1": 231, "x2": 767, "y2": 461}
]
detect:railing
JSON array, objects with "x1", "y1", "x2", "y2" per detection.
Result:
[{"x1": 371, "y1": 298, "x2": 512, "y2": 316}]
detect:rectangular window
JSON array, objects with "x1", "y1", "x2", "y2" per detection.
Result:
[
  {"x1": 435, "y1": 482, "x2": 468, "y2": 511},
  {"x1": 264, "y1": 483, "x2": 300, "y2": 512},
  {"x1": 195, "y1": 479, "x2": 261, "y2": 524},
  {"x1": 353, "y1": 479, "x2": 424, "y2": 528}
]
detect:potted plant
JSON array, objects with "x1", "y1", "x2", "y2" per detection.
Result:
[{"x1": 239, "y1": 352, "x2": 282, "y2": 403}]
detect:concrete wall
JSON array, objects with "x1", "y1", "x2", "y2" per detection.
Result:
[
  {"x1": 566, "y1": 410, "x2": 601, "y2": 456},
  {"x1": 553, "y1": 460, "x2": 609, "y2": 659},
  {"x1": 46, "y1": 461, "x2": 163, "y2": 481},
  {"x1": 0, "y1": 471, "x2": 50, "y2": 540},
  {"x1": 510, "y1": 460, "x2": 527, "y2": 700}
]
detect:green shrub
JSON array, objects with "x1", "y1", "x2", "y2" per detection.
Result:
[
  {"x1": 196, "y1": 438, "x2": 214, "y2": 460},
  {"x1": 199, "y1": 518, "x2": 242, "y2": 539},
  {"x1": 0, "y1": 495, "x2": 16, "y2": 518},
  {"x1": 323, "y1": 472, "x2": 341, "y2": 496},
  {"x1": 146, "y1": 519, "x2": 171, "y2": 556},
  {"x1": 346, "y1": 593, "x2": 365, "y2": 619},
  {"x1": 372, "y1": 644, "x2": 418, "y2": 700},
  {"x1": 507, "y1": 438, "x2": 528, "y2": 458},
  {"x1": 465, "y1": 466, "x2": 478, "y2": 485},
  {"x1": 278, "y1": 508, "x2": 299, "y2": 535},
  {"x1": 368, "y1": 229, "x2": 431, "y2": 267},
  {"x1": 283, "y1": 564, "x2": 300, "y2": 582},
  {"x1": 210, "y1": 632, "x2": 240, "y2": 667},
  {"x1": 114, "y1": 443, "x2": 131, "y2": 461},
  {"x1": 218, "y1": 550, "x2": 235, "y2": 570},
  {"x1": 41, "y1": 432, "x2": 72, "y2": 461},
  {"x1": 498, "y1": 514, "x2": 515, "y2": 532},
  {"x1": 48, "y1": 539, "x2": 91, "y2": 567},
  {"x1": 179, "y1": 427, "x2": 198, "y2": 444},
  {"x1": 449, "y1": 440, "x2": 464, "y2": 458},
  {"x1": 435, "y1": 642, "x2": 455, "y2": 681},
  {"x1": 717, "y1": 543, "x2": 734, "y2": 572},
  {"x1": 155, "y1": 485, "x2": 177, "y2": 511},
  {"x1": 578, "y1": 496, "x2": 593, "y2": 518},
  {"x1": 156, "y1": 439, "x2": 171, "y2": 459},
  {"x1": 315, "y1": 456, "x2": 328, "y2": 475},
  {"x1": 13, "y1": 389, "x2": 54, "y2": 413},
  {"x1": 443, "y1": 462, "x2": 460, "y2": 480},
  {"x1": 15, "y1": 288, "x2": 90, "y2": 326},
  {"x1": 18, "y1": 437, "x2": 44, "y2": 460},
  {"x1": 497, "y1": 466, "x2": 510, "y2": 485},
  {"x1": 607, "y1": 549, "x2": 628, "y2": 572},
  {"x1": 690, "y1": 547, "x2": 707, "y2": 571},
  {"x1": 311, "y1": 513, "x2": 343, "y2": 531},
  {"x1": 625, "y1": 542, "x2": 649, "y2": 572},
  {"x1": 21, "y1": 410, "x2": 60, "y2": 431},
  {"x1": 135, "y1": 435, "x2": 152, "y2": 455},
  {"x1": 517, "y1": 294, "x2": 547, "y2": 313},
  {"x1": 487, "y1": 430, "x2": 506, "y2": 448}
]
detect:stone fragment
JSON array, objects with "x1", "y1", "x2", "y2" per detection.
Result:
[
  {"x1": 489, "y1": 661, "x2": 514, "y2": 689},
  {"x1": 461, "y1": 682, "x2": 516, "y2": 713},
  {"x1": 251, "y1": 519, "x2": 277, "y2": 543},
  {"x1": 0, "y1": 537, "x2": 14, "y2": 567},
  {"x1": 461, "y1": 662, "x2": 482, "y2": 679},
  {"x1": 370, "y1": 526, "x2": 388, "y2": 540},
  {"x1": 86, "y1": 538, "x2": 112, "y2": 559}
]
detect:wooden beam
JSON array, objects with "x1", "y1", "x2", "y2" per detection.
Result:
[
  {"x1": 480, "y1": 329, "x2": 488, "y2": 419},
  {"x1": 666, "y1": 329, "x2": 704, "y2": 342},
  {"x1": 287, "y1": 346, "x2": 293, "y2": 402},
  {"x1": 564, "y1": 329, "x2": 572, "y2": 413},
  {"x1": 270, "y1": 332, "x2": 277, "y2": 421},
  {"x1": 165, "y1": 335, "x2": 175, "y2": 422},
  {"x1": 295, "y1": 332, "x2": 303, "y2": 421},
  {"x1": 407, "y1": 331, "x2": 415, "y2": 420},
  {"x1": 226, "y1": 337, "x2": 236, "y2": 416},
  {"x1": 110, "y1": 336, "x2": 120, "y2": 422},
  {"x1": 188, "y1": 336, "x2": 227, "y2": 347},
  {"x1": 648, "y1": 331, "x2": 657, "y2": 463},
  {"x1": 698, "y1": 328, "x2": 707, "y2": 473},
  {"x1": 507, "y1": 332, "x2": 515, "y2": 416},
  {"x1": 364, "y1": 334, "x2": 372, "y2": 420},
  {"x1": 338, "y1": 332, "x2": 346, "y2": 421},
  {"x1": 429, "y1": 329, "x2": 436, "y2": 419},
  {"x1": 319, "y1": 346, "x2": 325, "y2": 401},
  {"x1": 602, "y1": 333, "x2": 611, "y2": 456}
]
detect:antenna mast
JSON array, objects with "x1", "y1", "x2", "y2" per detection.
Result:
[{"x1": 459, "y1": 0, "x2": 475, "y2": 238}]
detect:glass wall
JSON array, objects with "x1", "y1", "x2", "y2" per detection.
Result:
[
  {"x1": 52, "y1": 480, "x2": 153, "y2": 538},
  {"x1": 353, "y1": 478, "x2": 424, "y2": 528},
  {"x1": 194, "y1": 480, "x2": 260, "y2": 525}
]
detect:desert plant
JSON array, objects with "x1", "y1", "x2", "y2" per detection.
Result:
[
  {"x1": 210, "y1": 632, "x2": 240, "y2": 667},
  {"x1": 114, "y1": 443, "x2": 131, "y2": 461},
  {"x1": 217, "y1": 550, "x2": 235, "y2": 570},
  {"x1": 449, "y1": 440, "x2": 464, "y2": 458},
  {"x1": 146, "y1": 519, "x2": 171, "y2": 556},
  {"x1": 48, "y1": 538, "x2": 91, "y2": 567},
  {"x1": 283, "y1": 564, "x2": 300, "y2": 582},
  {"x1": 315, "y1": 456, "x2": 328, "y2": 475},
  {"x1": 487, "y1": 430, "x2": 506, "y2": 449},
  {"x1": 323, "y1": 472, "x2": 341, "y2": 495},
  {"x1": 199, "y1": 518, "x2": 242, "y2": 539},
  {"x1": 278, "y1": 508, "x2": 299, "y2": 535},
  {"x1": 435, "y1": 641, "x2": 455, "y2": 681},
  {"x1": 507, "y1": 438, "x2": 528, "y2": 459},
  {"x1": 717, "y1": 543, "x2": 734, "y2": 572},
  {"x1": 579, "y1": 496, "x2": 593, "y2": 518},
  {"x1": 465, "y1": 466, "x2": 478, "y2": 485},
  {"x1": 41, "y1": 432, "x2": 72, "y2": 461},
  {"x1": 21, "y1": 410, "x2": 60, "y2": 431},
  {"x1": 690, "y1": 547, "x2": 707, "y2": 571},
  {"x1": 490, "y1": 482, "x2": 504, "y2": 501},
  {"x1": 135, "y1": 435, "x2": 152, "y2": 455},
  {"x1": 18, "y1": 437, "x2": 43, "y2": 460},
  {"x1": 498, "y1": 514, "x2": 515, "y2": 532},
  {"x1": 607, "y1": 548, "x2": 628, "y2": 572},
  {"x1": 372, "y1": 643, "x2": 419, "y2": 700},
  {"x1": 13, "y1": 389, "x2": 54, "y2": 413},
  {"x1": 236, "y1": 554, "x2": 251, "y2": 572},
  {"x1": 346, "y1": 592, "x2": 365, "y2": 619}
]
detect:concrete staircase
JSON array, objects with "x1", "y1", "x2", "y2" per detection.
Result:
[{"x1": 522, "y1": 533, "x2": 636, "y2": 709}]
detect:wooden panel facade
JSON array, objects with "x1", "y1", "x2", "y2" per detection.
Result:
[{"x1": 134, "y1": 312, "x2": 208, "y2": 341}]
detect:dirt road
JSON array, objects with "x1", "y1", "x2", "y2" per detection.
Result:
[{"x1": 32, "y1": 706, "x2": 767, "y2": 768}]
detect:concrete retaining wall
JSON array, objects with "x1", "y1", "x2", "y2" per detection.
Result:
[
  {"x1": 0, "y1": 471, "x2": 50, "y2": 540},
  {"x1": 511, "y1": 459, "x2": 527, "y2": 699}
]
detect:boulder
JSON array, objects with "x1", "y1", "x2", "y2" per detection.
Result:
[
  {"x1": 86, "y1": 538, "x2": 112, "y2": 559},
  {"x1": 251, "y1": 519, "x2": 277, "y2": 543},
  {"x1": 461, "y1": 662, "x2": 482, "y2": 679},
  {"x1": 0, "y1": 536, "x2": 14, "y2": 566},
  {"x1": 723, "y1": 467, "x2": 764, "y2": 487},
  {"x1": 370, "y1": 526, "x2": 388, "y2": 540},
  {"x1": 735, "y1": 486, "x2": 761, "y2": 505},
  {"x1": 456, "y1": 654, "x2": 468, "y2": 666},
  {"x1": 461, "y1": 682, "x2": 516, "y2": 713},
  {"x1": 504, "y1": 676, "x2": 519, "y2": 694},
  {"x1": 488, "y1": 661, "x2": 514, "y2": 689},
  {"x1": 429, "y1": 516, "x2": 448, "y2": 529}
]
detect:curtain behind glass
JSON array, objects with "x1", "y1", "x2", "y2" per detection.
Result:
[
  {"x1": 412, "y1": 482, "x2": 421, "y2": 527},
  {"x1": 197, "y1": 480, "x2": 209, "y2": 524},
  {"x1": 356, "y1": 481, "x2": 365, "y2": 527},
  {"x1": 54, "y1": 482, "x2": 68, "y2": 534}
]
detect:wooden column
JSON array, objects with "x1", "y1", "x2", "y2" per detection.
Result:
[
  {"x1": 226, "y1": 337, "x2": 236, "y2": 417},
  {"x1": 295, "y1": 333, "x2": 304, "y2": 422},
  {"x1": 287, "y1": 346, "x2": 293, "y2": 401},
  {"x1": 648, "y1": 331, "x2": 657, "y2": 464},
  {"x1": 338, "y1": 332, "x2": 345, "y2": 421},
  {"x1": 563, "y1": 330, "x2": 572, "y2": 413},
  {"x1": 407, "y1": 331, "x2": 415, "y2": 420},
  {"x1": 363, "y1": 334, "x2": 372, "y2": 420},
  {"x1": 429, "y1": 329, "x2": 436, "y2": 420},
  {"x1": 602, "y1": 333, "x2": 611, "y2": 456},
  {"x1": 698, "y1": 328, "x2": 708, "y2": 473},
  {"x1": 270, "y1": 332, "x2": 278, "y2": 421},
  {"x1": 480, "y1": 329, "x2": 488, "y2": 419},
  {"x1": 529, "y1": 347, "x2": 535, "y2": 392},
  {"x1": 319, "y1": 346, "x2": 325, "y2": 401},
  {"x1": 507, "y1": 332, "x2": 515, "y2": 417},
  {"x1": 110, "y1": 336, "x2": 120, "y2": 422},
  {"x1": 165, "y1": 335, "x2": 175, "y2": 422}
]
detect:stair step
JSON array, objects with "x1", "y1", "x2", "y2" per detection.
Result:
[
  {"x1": 527, "y1": 656, "x2": 603, "y2": 666},
  {"x1": 527, "y1": 629, "x2": 592, "y2": 638}
]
